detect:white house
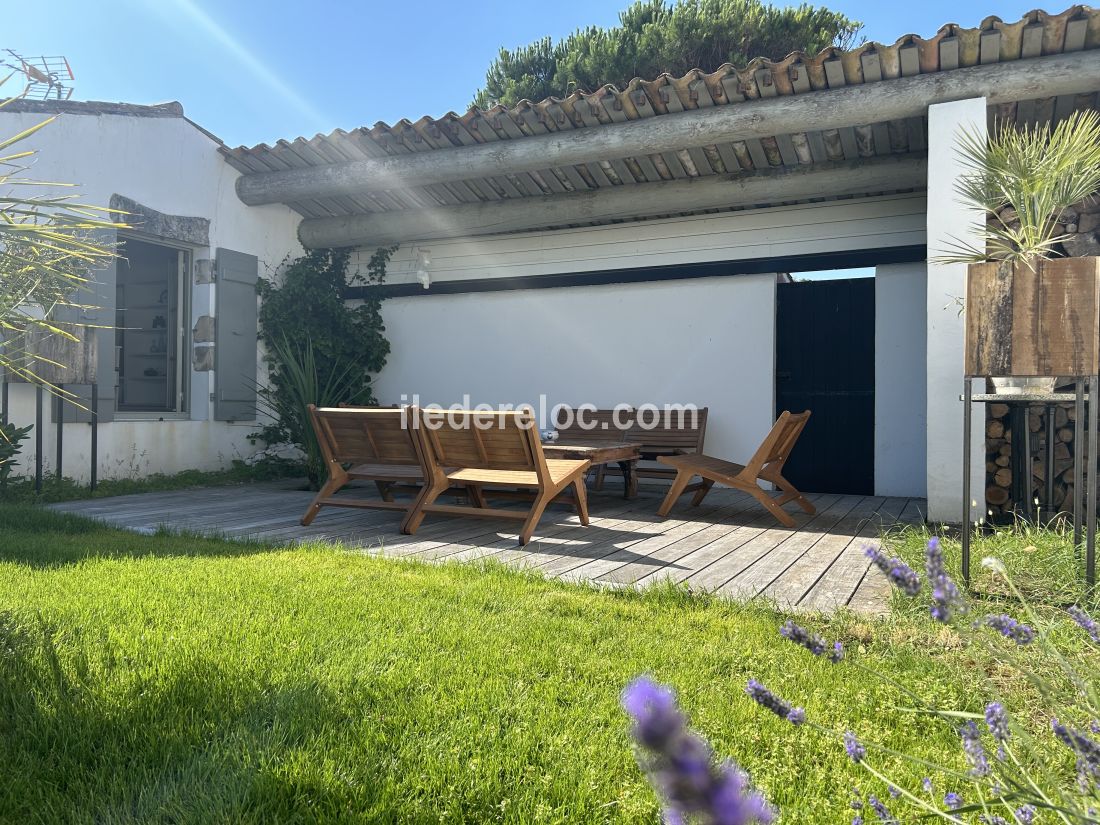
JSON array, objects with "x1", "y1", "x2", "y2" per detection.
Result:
[{"x1": 3, "y1": 6, "x2": 1099, "y2": 522}]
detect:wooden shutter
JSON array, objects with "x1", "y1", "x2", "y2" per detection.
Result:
[
  {"x1": 214, "y1": 248, "x2": 259, "y2": 422},
  {"x1": 57, "y1": 229, "x2": 117, "y2": 423}
]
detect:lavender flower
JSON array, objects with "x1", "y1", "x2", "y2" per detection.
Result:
[
  {"x1": 866, "y1": 546, "x2": 921, "y2": 596},
  {"x1": 961, "y1": 720, "x2": 990, "y2": 777},
  {"x1": 983, "y1": 613, "x2": 1035, "y2": 645},
  {"x1": 851, "y1": 818, "x2": 863, "y2": 825},
  {"x1": 981, "y1": 817, "x2": 1008, "y2": 825},
  {"x1": 925, "y1": 537, "x2": 966, "y2": 622},
  {"x1": 622, "y1": 677, "x2": 774, "y2": 825},
  {"x1": 1051, "y1": 718, "x2": 1100, "y2": 789},
  {"x1": 1068, "y1": 605, "x2": 1099, "y2": 643},
  {"x1": 868, "y1": 795, "x2": 898, "y2": 823},
  {"x1": 985, "y1": 702, "x2": 1010, "y2": 742},
  {"x1": 780, "y1": 620, "x2": 825, "y2": 655},
  {"x1": 830, "y1": 641, "x2": 844, "y2": 663},
  {"x1": 745, "y1": 679, "x2": 804, "y2": 725},
  {"x1": 1014, "y1": 804, "x2": 1036, "y2": 824},
  {"x1": 844, "y1": 732, "x2": 866, "y2": 763},
  {"x1": 944, "y1": 792, "x2": 963, "y2": 810},
  {"x1": 921, "y1": 777, "x2": 933, "y2": 794}
]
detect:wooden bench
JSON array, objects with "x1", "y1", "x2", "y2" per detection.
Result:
[
  {"x1": 300, "y1": 404, "x2": 431, "y2": 526},
  {"x1": 402, "y1": 409, "x2": 591, "y2": 545},
  {"x1": 656, "y1": 410, "x2": 813, "y2": 527}
]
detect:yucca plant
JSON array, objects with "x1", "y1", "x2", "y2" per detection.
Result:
[
  {"x1": 0, "y1": 75, "x2": 125, "y2": 399},
  {"x1": 252, "y1": 336, "x2": 370, "y2": 488},
  {"x1": 941, "y1": 110, "x2": 1100, "y2": 267}
]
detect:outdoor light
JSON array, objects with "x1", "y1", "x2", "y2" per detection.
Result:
[{"x1": 415, "y1": 247, "x2": 432, "y2": 289}]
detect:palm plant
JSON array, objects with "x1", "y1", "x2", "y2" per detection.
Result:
[
  {"x1": 0, "y1": 78, "x2": 124, "y2": 397},
  {"x1": 942, "y1": 110, "x2": 1100, "y2": 266},
  {"x1": 253, "y1": 336, "x2": 370, "y2": 488}
]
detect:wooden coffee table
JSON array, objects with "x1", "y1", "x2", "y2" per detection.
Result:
[{"x1": 542, "y1": 442, "x2": 641, "y2": 499}]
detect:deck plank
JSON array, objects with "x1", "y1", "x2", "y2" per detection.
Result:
[{"x1": 47, "y1": 483, "x2": 922, "y2": 614}]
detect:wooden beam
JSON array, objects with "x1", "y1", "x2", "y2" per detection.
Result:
[
  {"x1": 238, "y1": 52, "x2": 1100, "y2": 206},
  {"x1": 298, "y1": 156, "x2": 927, "y2": 247}
]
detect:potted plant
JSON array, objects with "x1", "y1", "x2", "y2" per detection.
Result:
[{"x1": 946, "y1": 111, "x2": 1100, "y2": 394}]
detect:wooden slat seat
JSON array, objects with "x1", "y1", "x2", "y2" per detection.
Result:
[
  {"x1": 596, "y1": 406, "x2": 709, "y2": 487},
  {"x1": 402, "y1": 409, "x2": 591, "y2": 545},
  {"x1": 300, "y1": 405, "x2": 435, "y2": 526},
  {"x1": 656, "y1": 410, "x2": 814, "y2": 528}
]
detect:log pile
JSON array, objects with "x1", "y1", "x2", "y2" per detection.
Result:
[{"x1": 984, "y1": 401, "x2": 1078, "y2": 518}]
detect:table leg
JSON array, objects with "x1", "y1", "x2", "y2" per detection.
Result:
[{"x1": 618, "y1": 460, "x2": 638, "y2": 500}]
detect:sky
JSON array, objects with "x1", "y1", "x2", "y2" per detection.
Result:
[{"x1": 6, "y1": 0, "x2": 1042, "y2": 148}]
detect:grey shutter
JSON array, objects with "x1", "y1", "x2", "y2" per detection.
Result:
[
  {"x1": 58, "y1": 229, "x2": 117, "y2": 423},
  {"x1": 214, "y1": 248, "x2": 258, "y2": 421}
]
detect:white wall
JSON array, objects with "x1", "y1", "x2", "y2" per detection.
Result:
[
  {"x1": 1, "y1": 106, "x2": 302, "y2": 482},
  {"x1": 373, "y1": 275, "x2": 777, "y2": 463},
  {"x1": 926, "y1": 98, "x2": 987, "y2": 523},
  {"x1": 875, "y1": 263, "x2": 927, "y2": 498}
]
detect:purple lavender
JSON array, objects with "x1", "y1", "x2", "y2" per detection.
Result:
[
  {"x1": 981, "y1": 817, "x2": 1008, "y2": 825},
  {"x1": 986, "y1": 702, "x2": 1010, "y2": 760},
  {"x1": 944, "y1": 792, "x2": 963, "y2": 810},
  {"x1": 1051, "y1": 718, "x2": 1100, "y2": 789},
  {"x1": 780, "y1": 620, "x2": 825, "y2": 655},
  {"x1": 1068, "y1": 605, "x2": 1099, "y2": 643},
  {"x1": 983, "y1": 613, "x2": 1036, "y2": 645},
  {"x1": 622, "y1": 677, "x2": 773, "y2": 825},
  {"x1": 1014, "y1": 804, "x2": 1036, "y2": 824},
  {"x1": 921, "y1": 777, "x2": 933, "y2": 794},
  {"x1": 745, "y1": 679, "x2": 804, "y2": 725},
  {"x1": 925, "y1": 537, "x2": 966, "y2": 622},
  {"x1": 830, "y1": 641, "x2": 845, "y2": 663},
  {"x1": 985, "y1": 702, "x2": 1010, "y2": 743},
  {"x1": 961, "y1": 720, "x2": 990, "y2": 777},
  {"x1": 868, "y1": 795, "x2": 898, "y2": 823},
  {"x1": 844, "y1": 732, "x2": 866, "y2": 763},
  {"x1": 865, "y1": 546, "x2": 921, "y2": 596}
]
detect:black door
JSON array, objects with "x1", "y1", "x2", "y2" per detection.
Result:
[{"x1": 775, "y1": 278, "x2": 875, "y2": 495}]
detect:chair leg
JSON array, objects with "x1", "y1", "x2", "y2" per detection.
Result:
[
  {"x1": 519, "y1": 490, "x2": 554, "y2": 546},
  {"x1": 375, "y1": 480, "x2": 394, "y2": 502},
  {"x1": 300, "y1": 475, "x2": 343, "y2": 526},
  {"x1": 571, "y1": 476, "x2": 590, "y2": 526},
  {"x1": 594, "y1": 464, "x2": 606, "y2": 491},
  {"x1": 773, "y1": 475, "x2": 815, "y2": 514},
  {"x1": 747, "y1": 486, "x2": 797, "y2": 528},
  {"x1": 401, "y1": 476, "x2": 448, "y2": 535},
  {"x1": 657, "y1": 470, "x2": 695, "y2": 517},
  {"x1": 466, "y1": 483, "x2": 487, "y2": 509},
  {"x1": 690, "y1": 478, "x2": 715, "y2": 507}
]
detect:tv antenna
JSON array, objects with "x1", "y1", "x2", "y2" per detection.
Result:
[{"x1": 1, "y1": 51, "x2": 74, "y2": 100}]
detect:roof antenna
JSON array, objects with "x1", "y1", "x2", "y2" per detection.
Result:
[{"x1": 1, "y1": 50, "x2": 75, "y2": 100}]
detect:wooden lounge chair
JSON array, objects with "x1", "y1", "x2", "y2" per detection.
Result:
[
  {"x1": 300, "y1": 404, "x2": 429, "y2": 526},
  {"x1": 401, "y1": 409, "x2": 591, "y2": 545},
  {"x1": 655, "y1": 411, "x2": 814, "y2": 528}
]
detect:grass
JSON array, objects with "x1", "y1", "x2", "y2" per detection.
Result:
[
  {"x1": 0, "y1": 505, "x2": 1096, "y2": 823},
  {"x1": 0, "y1": 458, "x2": 305, "y2": 504}
]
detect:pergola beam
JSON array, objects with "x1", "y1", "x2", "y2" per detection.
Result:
[
  {"x1": 298, "y1": 155, "x2": 927, "y2": 248},
  {"x1": 238, "y1": 52, "x2": 1100, "y2": 207}
]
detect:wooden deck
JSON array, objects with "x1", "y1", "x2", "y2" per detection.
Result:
[{"x1": 50, "y1": 482, "x2": 925, "y2": 614}]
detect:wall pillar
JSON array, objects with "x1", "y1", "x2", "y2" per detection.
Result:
[{"x1": 926, "y1": 97, "x2": 987, "y2": 524}]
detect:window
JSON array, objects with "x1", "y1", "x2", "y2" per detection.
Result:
[{"x1": 114, "y1": 237, "x2": 189, "y2": 414}]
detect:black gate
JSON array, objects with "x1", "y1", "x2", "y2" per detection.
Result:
[{"x1": 775, "y1": 277, "x2": 875, "y2": 495}]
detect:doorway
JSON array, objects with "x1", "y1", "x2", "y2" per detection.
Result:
[{"x1": 775, "y1": 276, "x2": 875, "y2": 495}]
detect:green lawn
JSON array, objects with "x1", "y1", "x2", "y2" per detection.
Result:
[{"x1": 0, "y1": 504, "x2": 1094, "y2": 823}]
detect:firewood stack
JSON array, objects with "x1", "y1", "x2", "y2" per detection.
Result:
[{"x1": 984, "y1": 401, "x2": 1078, "y2": 519}]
